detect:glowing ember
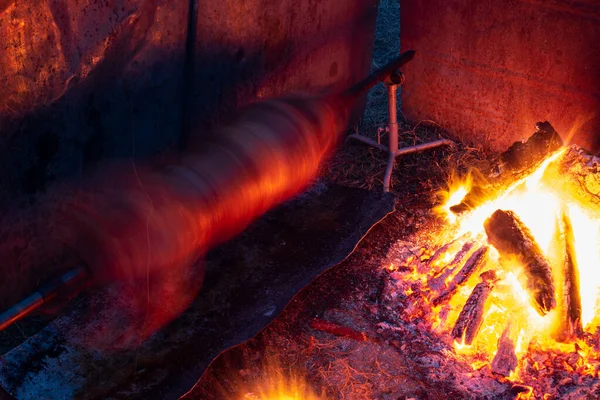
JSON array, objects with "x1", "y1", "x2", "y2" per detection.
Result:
[{"x1": 422, "y1": 147, "x2": 600, "y2": 379}]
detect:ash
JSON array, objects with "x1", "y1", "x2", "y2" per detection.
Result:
[{"x1": 195, "y1": 206, "x2": 600, "y2": 399}]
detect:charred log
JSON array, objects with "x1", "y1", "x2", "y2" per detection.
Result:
[
  {"x1": 432, "y1": 246, "x2": 488, "y2": 306},
  {"x1": 427, "y1": 241, "x2": 456, "y2": 266},
  {"x1": 542, "y1": 145, "x2": 600, "y2": 217},
  {"x1": 450, "y1": 122, "x2": 564, "y2": 214},
  {"x1": 510, "y1": 385, "x2": 533, "y2": 397},
  {"x1": 498, "y1": 121, "x2": 563, "y2": 174},
  {"x1": 451, "y1": 275, "x2": 495, "y2": 345},
  {"x1": 484, "y1": 209, "x2": 556, "y2": 316},
  {"x1": 491, "y1": 324, "x2": 518, "y2": 376}
]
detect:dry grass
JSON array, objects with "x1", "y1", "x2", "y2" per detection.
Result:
[{"x1": 323, "y1": 120, "x2": 494, "y2": 197}]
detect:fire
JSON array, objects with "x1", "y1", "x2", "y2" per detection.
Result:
[
  {"x1": 241, "y1": 376, "x2": 322, "y2": 400},
  {"x1": 237, "y1": 360, "x2": 324, "y2": 400},
  {"x1": 568, "y1": 204, "x2": 600, "y2": 328},
  {"x1": 425, "y1": 147, "x2": 600, "y2": 379}
]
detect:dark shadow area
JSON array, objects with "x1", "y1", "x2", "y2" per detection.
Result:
[
  {"x1": 0, "y1": 1, "x2": 383, "y2": 398},
  {"x1": 0, "y1": 0, "x2": 380, "y2": 324},
  {"x1": 0, "y1": 182, "x2": 396, "y2": 399}
]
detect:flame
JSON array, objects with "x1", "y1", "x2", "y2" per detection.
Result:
[
  {"x1": 567, "y1": 204, "x2": 600, "y2": 328},
  {"x1": 236, "y1": 360, "x2": 324, "y2": 400},
  {"x1": 423, "y1": 146, "x2": 600, "y2": 378}
]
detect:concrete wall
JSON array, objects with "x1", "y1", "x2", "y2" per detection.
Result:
[
  {"x1": 401, "y1": 0, "x2": 600, "y2": 153},
  {"x1": 0, "y1": 0, "x2": 379, "y2": 206},
  {"x1": 0, "y1": 0, "x2": 188, "y2": 204},
  {"x1": 187, "y1": 0, "x2": 378, "y2": 139}
]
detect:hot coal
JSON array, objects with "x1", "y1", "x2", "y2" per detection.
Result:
[
  {"x1": 491, "y1": 324, "x2": 518, "y2": 376},
  {"x1": 451, "y1": 270, "x2": 495, "y2": 345},
  {"x1": 554, "y1": 208, "x2": 583, "y2": 340},
  {"x1": 484, "y1": 209, "x2": 556, "y2": 316}
]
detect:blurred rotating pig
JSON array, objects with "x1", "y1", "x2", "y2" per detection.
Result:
[{"x1": 59, "y1": 52, "x2": 415, "y2": 347}]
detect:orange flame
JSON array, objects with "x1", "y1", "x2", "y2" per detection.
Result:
[
  {"x1": 425, "y1": 146, "x2": 600, "y2": 379},
  {"x1": 235, "y1": 358, "x2": 325, "y2": 400}
]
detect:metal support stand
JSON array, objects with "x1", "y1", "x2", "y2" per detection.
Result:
[{"x1": 348, "y1": 70, "x2": 454, "y2": 192}]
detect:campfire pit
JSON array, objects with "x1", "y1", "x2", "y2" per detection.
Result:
[{"x1": 192, "y1": 124, "x2": 600, "y2": 400}]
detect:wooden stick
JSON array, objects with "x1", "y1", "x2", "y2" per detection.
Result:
[
  {"x1": 562, "y1": 209, "x2": 583, "y2": 337},
  {"x1": 484, "y1": 209, "x2": 556, "y2": 316}
]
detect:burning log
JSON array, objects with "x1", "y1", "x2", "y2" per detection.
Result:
[
  {"x1": 484, "y1": 209, "x2": 556, "y2": 316},
  {"x1": 429, "y1": 241, "x2": 475, "y2": 291},
  {"x1": 427, "y1": 241, "x2": 457, "y2": 266},
  {"x1": 449, "y1": 121, "x2": 564, "y2": 214},
  {"x1": 426, "y1": 233, "x2": 471, "y2": 266},
  {"x1": 432, "y1": 246, "x2": 489, "y2": 306},
  {"x1": 497, "y1": 121, "x2": 563, "y2": 175},
  {"x1": 491, "y1": 324, "x2": 518, "y2": 376},
  {"x1": 310, "y1": 318, "x2": 369, "y2": 342},
  {"x1": 451, "y1": 270, "x2": 496, "y2": 345},
  {"x1": 542, "y1": 145, "x2": 600, "y2": 217},
  {"x1": 553, "y1": 208, "x2": 583, "y2": 340}
]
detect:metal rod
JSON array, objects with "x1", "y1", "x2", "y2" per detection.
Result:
[
  {"x1": 383, "y1": 151, "x2": 396, "y2": 192},
  {"x1": 346, "y1": 133, "x2": 389, "y2": 152},
  {"x1": 383, "y1": 83, "x2": 399, "y2": 192},
  {"x1": 342, "y1": 50, "x2": 415, "y2": 101},
  {"x1": 339, "y1": 51, "x2": 456, "y2": 191},
  {"x1": 387, "y1": 84, "x2": 399, "y2": 152},
  {"x1": 395, "y1": 138, "x2": 454, "y2": 156},
  {"x1": 0, "y1": 266, "x2": 88, "y2": 331}
]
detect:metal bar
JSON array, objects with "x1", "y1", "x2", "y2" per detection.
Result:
[
  {"x1": 394, "y1": 138, "x2": 454, "y2": 156},
  {"x1": 342, "y1": 50, "x2": 415, "y2": 101},
  {"x1": 346, "y1": 133, "x2": 389, "y2": 152},
  {"x1": 0, "y1": 266, "x2": 88, "y2": 331},
  {"x1": 0, "y1": 293, "x2": 44, "y2": 332},
  {"x1": 382, "y1": 152, "x2": 396, "y2": 192},
  {"x1": 387, "y1": 84, "x2": 399, "y2": 153}
]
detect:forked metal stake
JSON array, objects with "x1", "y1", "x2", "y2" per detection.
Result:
[{"x1": 348, "y1": 70, "x2": 453, "y2": 192}]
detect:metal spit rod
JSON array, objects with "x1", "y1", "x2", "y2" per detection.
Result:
[{"x1": 0, "y1": 266, "x2": 88, "y2": 331}]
